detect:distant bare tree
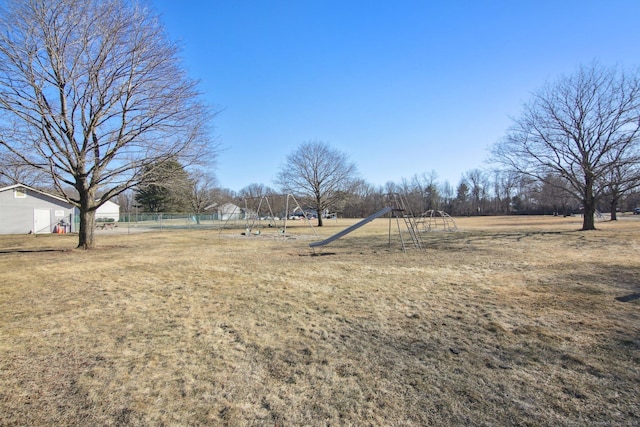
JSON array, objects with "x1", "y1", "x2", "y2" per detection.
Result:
[
  {"x1": 237, "y1": 183, "x2": 283, "y2": 218},
  {"x1": 187, "y1": 170, "x2": 219, "y2": 222},
  {"x1": 421, "y1": 171, "x2": 441, "y2": 211},
  {"x1": 238, "y1": 183, "x2": 278, "y2": 200},
  {"x1": 342, "y1": 179, "x2": 385, "y2": 217},
  {"x1": 492, "y1": 63, "x2": 640, "y2": 230},
  {"x1": 440, "y1": 180, "x2": 454, "y2": 213},
  {"x1": 601, "y1": 162, "x2": 640, "y2": 219},
  {"x1": 216, "y1": 187, "x2": 237, "y2": 205},
  {"x1": 384, "y1": 181, "x2": 401, "y2": 195},
  {"x1": 277, "y1": 141, "x2": 358, "y2": 226},
  {"x1": 464, "y1": 169, "x2": 489, "y2": 214},
  {"x1": 116, "y1": 190, "x2": 135, "y2": 215},
  {"x1": 538, "y1": 173, "x2": 577, "y2": 216},
  {"x1": 491, "y1": 170, "x2": 519, "y2": 214},
  {"x1": 0, "y1": 0, "x2": 216, "y2": 248},
  {"x1": 399, "y1": 177, "x2": 421, "y2": 214}
]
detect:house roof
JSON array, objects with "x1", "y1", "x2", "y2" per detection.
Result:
[
  {"x1": 99, "y1": 199, "x2": 120, "y2": 207},
  {"x1": 0, "y1": 183, "x2": 71, "y2": 205}
]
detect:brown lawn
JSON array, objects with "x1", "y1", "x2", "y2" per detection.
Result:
[{"x1": 0, "y1": 215, "x2": 639, "y2": 426}]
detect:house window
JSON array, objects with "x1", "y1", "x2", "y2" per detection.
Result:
[{"x1": 13, "y1": 189, "x2": 27, "y2": 198}]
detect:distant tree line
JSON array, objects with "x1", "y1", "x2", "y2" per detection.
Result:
[
  {"x1": 108, "y1": 162, "x2": 639, "y2": 220},
  {"x1": 6, "y1": 136, "x2": 638, "y2": 222},
  {"x1": 317, "y1": 169, "x2": 640, "y2": 219}
]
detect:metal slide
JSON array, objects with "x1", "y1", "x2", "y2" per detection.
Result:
[{"x1": 309, "y1": 207, "x2": 393, "y2": 248}]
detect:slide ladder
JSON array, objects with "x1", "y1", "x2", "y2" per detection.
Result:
[{"x1": 390, "y1": 194, "x2": 423, "y2": 250}]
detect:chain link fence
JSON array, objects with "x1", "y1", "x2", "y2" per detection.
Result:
[{"x1": 116, "y1": 211, "x2": 277, "y2": 231}]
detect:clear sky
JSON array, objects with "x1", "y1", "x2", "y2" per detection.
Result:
[{"x1": 150, "y1": 0, "x2": 640, "y2": 192}]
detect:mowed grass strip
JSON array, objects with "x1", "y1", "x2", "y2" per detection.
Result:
[{"x1": 0, "y1": 216, "x2": 639, "y2": 426}]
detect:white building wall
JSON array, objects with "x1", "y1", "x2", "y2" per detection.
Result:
[{"x1": 96, "y1": 200, "x2": 120, "y2": 222}]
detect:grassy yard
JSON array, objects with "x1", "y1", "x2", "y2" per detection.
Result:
[{"x1": 0, "y1": 215, "x2": 639, "y2": 426}]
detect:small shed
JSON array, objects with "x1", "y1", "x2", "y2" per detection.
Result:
[
  {"x1": 96, "y1": 200, "x2": 120, "y2": 222},
  {"x1": 0, "y1": 184, "x2": 76, "y2": 234},
  {"x1": 218, "y1": 202, "x2": 242, "y2": 221}
]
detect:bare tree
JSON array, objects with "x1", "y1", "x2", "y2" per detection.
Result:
[
  {"x1": 0, "y1": 0, "x2": 215, "y2": 248},
  {"x1": 341, "y1": 179, "x2": 383, "y2": 217},
  {"x1": 237, "y1": 183, "x2": 281, "y2": 219},
  {"x1": 421, "y1": 171, "x2": 441, "y2": 211},
  {"x1": 237, "y1": 183, "x2": 278, "y2": 200},
  {"x1": 492, "y1": 63, "x2": 640, "y2": 230},
  {"x1": 440, "y1": 180, "x2": 454, "y2": 213},
  {"x1": 399, "y1": 176, "x2": 422, "y2": 214},
  {"x1": 187, "y1": 170, "x2": 219, "y2": 223},
  {"x1": 491, "y1": 170, "x2": 521, "y2": 214},
  {"x1": 538, "y1": 173, "x2": 577, "y2": 216},
  {"x1": 600, "y1": 162, "x2": 640, "y2": 220},
  {"x1": 463, "y1": 169, "x2": 489, "y2": 214},
  {"x1": 277, "y1": 141, "x2": 358, "y2": 226},
  {"x1": 116, "y1": 190, "x2": 135, "y2": 215}
]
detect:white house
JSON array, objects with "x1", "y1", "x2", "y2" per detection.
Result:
[
  {"x1": 218, "y1": 202, "x2": 242, "y2": 221},
  {"x1": 0, "y1": 184, "x2": 76, "y2": 234},
  {"x1": 96, "y1": 200, "x2": 120, "y2": 222}
]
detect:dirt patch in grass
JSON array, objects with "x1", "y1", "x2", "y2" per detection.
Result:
[{"x1": 1, "y1": 216, "x2": 639, "y2": 425}]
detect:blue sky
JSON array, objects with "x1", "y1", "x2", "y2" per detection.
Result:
[{"x1": 151, "y1": 0, "x2": 640, "y2": 192}]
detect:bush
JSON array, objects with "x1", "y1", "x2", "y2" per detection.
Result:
[{"x1": 96, "y1": 217, "x2": 115, "y2": 223}]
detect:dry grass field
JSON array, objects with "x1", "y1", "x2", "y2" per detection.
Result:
[{"x1": 1, "y1": 215, "x2": 639, "y2": 426}]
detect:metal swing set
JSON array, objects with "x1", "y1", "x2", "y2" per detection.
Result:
[{"x1": 218, "y1": 194, "x2": 319, "y2": 238}]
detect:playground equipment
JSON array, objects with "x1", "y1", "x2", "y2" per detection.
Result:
[
  {"x1": 415, "y1": 210, "x2": 457, "y2": 232},
  {"x1": 309, "y1": 207, "x2": 392, "y2": 248},
  {"x1": 309, "y1": 193, "x2": 430, "y2": 252},
  {"x1": 387, "y1": 193, "x2": 424, "y2": 251},
  {"x1": 219, "y1": 194, "x2": 318, "y2": 238},
  {"x1": 244, "y1": 195, "x2": 282, "y2": 231},
  {"x1": 282, "y1": 194, "x2": 319, "y2": 237}
]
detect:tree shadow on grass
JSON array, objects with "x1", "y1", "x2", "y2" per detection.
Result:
[
  {"x1": 0, "y1": 248, "x2": 71, "y2": 254},
  {"x1": 554, "y1": 262, "x2": 640, "y2": 303},
  {"x1": 615, "y1": 293, "x2": 640, "y2": 303},
  {"x1": 303, "y1": 252, "x2": 337, "y2": 257}
]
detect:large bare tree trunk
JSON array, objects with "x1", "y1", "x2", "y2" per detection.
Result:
[
  {"x1": 78, "y1": 207, "x2": 96, "y2": 250},
  {"x1": 315, "y1": 195, "x2": 324, "y2": 227},
  {"x1": 609, "y1": 187, "x2": 622, "y2": 220},
  {"x1": 76, "y1": 181, "x2": 97, "y2": 249},
  {"x1": 610, "y1": 199, "x2": 618, "y2": 221},
  {"x1": 582, "y1": 206, "x2": 596, "y2": 230},
  {"x1": 581, "y1": 180, "x2": 596, "y2": 231}
]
